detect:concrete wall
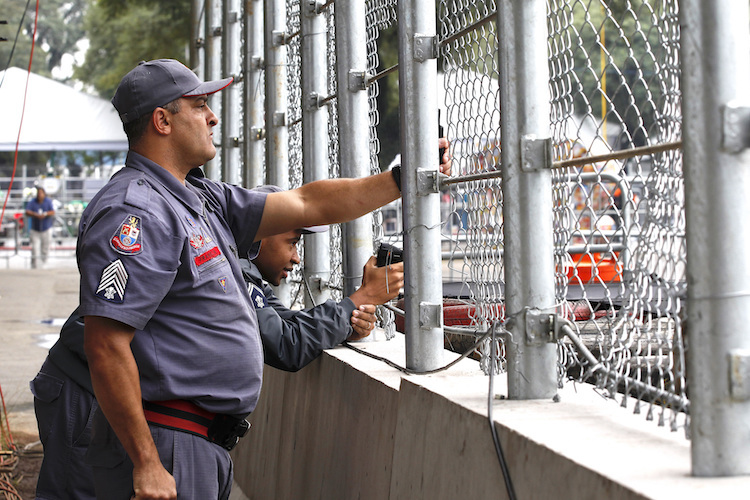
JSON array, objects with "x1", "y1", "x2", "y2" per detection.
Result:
[{"x1": 231, "y1": 336, "x2": 748, "y2": 499}]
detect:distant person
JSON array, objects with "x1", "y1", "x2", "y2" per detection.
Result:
[{"x1": 25, "y1": 186, "x2": 55, "y2": 269}]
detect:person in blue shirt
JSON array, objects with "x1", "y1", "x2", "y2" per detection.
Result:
[{"x1": 24, "y1": 186, "x2": 55, "y2": 269}]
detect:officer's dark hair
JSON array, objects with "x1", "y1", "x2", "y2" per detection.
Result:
[{"x1": 124, "y1": 99, "x2": 182, "y2": 146}]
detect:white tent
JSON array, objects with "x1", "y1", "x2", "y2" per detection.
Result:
[{"x1": 0, "y1": 67, "x2": 128, "y2": 151}]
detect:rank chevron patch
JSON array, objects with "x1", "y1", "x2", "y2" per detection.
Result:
[{"x1": 95, "y1": 259, "x2": 128, "y2": 303}]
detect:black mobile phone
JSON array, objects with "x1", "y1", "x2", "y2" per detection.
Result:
[
  {"x1": 376, "y1": 242, "x2": 404, "y2": 267},
  {"x1": 438, "y1": 109, "x2": 446, "y2": 165}
]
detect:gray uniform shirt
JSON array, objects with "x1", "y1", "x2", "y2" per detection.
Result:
[{"x1": 77, "y1": 151, "x2": 266, "y2": 417}]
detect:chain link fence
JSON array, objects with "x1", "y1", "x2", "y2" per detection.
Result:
[
  {"x1": 236, "y1": 0, "x2": 689, "y2": 435},
  {"x1": 435, "y1": 0, "x2": 687, "y2": 432}
]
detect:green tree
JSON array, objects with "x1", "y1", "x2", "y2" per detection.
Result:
[
  {"x1": 565, "y1": 0, "x2": 665, "y2": 147},
  {"x1": 1, "y1": 0, "x2": 86, "y2": 77},
  {"x1": 75, "y1": 0, "x2": 192, "y2": 99}
]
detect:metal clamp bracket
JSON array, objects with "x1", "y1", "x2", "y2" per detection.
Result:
[
  {"x1": 272, "y1": 30, "x2": 287, "y2": 46},
  {"x1": 419, "y1": 302, "x2": 443, "y2": 330},
  {"x1": 251, "y1": 56, "x2": 264, "y2": 70},
  {"x1": 413, "y1": 34, "x2": 438, "y2": 63},
  {"x1": 307, "y1": 0, "x2": 325, "y2": 15},
  {"x1": 416, "y1": 169, "x2": 440, "y2": 196},
  {"x1": 521, "y1": 135, "x2": 553, "y2": 172},
  {"x1": 272, "y1": 111, "x2": 286, "y2": 127},
  {"x1": 307, "y1": 92, "x2": 324, "y2": 110},
  {"x1": 524, "y1": 308, "x2": 560, "y2": 346},
  {"x1": 212, "y1": 26, "x2": 223, "y2": 37},
  {"x1": 348, "y1": 70, "x2": 368, "y2": 91},
  {"x1": 250, "y1": 127, "x2": 265, "y2": 140},
  {"x1": 307, "y1": 275, "x2": 331, "y2": 293},
  {"x1": 722, "y1": 102, "x2": 750, "y2": 154}
]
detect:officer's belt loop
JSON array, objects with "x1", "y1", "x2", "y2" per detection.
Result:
[{"x1": 143, "y1": 400, "x2": 250, "y2": 451}]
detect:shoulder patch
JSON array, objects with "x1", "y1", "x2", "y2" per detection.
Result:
[
  {"x1": 124, "y1": 178, "x2": 151, "y2": 209},
  {"x1": 95, "y1": 259, "x2": 128, "y2": 303},
  {"x1": 111, "y1": 215, "x2": 143, "y2": 255},
  {"x1": 248, "y1": 282, "x2": 268, "y2": 309}
]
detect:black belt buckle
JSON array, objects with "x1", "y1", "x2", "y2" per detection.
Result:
[{"x1": 207, "y1": 414, "x2": 251, "y2": 451}]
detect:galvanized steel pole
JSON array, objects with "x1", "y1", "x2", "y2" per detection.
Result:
[
  {"x1": 335, "y1": 0, "x2": 373, "y2": 298},
  {"x1": 264, "y1": 0, "x2": 292, "y2": 305},
  {"x1": 243, "y1": 0, "x2": 265, "y2": 189},
  {"x1": 497, "y1": 0, "x2": 557, "y2": 399},
  {"x1": 397, "y1": 0, "x2": 444, "y2": 370},
  {"x1": 301, "y1": 0, "x2": 331, "y2": 307},
  {"x1": 681, "y1": 0, "x2": 750, "y2": 476},
  {"x1": 189, "y1": 0, "x2": 204, "y2": 72},
  {"x1": 222, "y1": 0, "x2": 241, "y2": 185},
  {"x1": 204, "y1": 0, "x2": 223, "y2": 180}
]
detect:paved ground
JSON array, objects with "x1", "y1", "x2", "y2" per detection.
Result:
[{"x1": 0, "y1": 249, "x2": 79, "y2": 442}]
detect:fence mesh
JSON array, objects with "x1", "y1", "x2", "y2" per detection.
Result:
[
  {"x1": 439, "y1": 0, "x2": 506, "y2": 372},
  {"x1": 432, "y1": 0, "x2": 687, "y2": 433},
  {"x1": 251, "y1": 0, "x2": 688, "y2": 435}
]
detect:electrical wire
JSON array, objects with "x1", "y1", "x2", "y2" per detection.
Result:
[{"x1": 0, "y1": 0, "x2": 39, "y2": 233}]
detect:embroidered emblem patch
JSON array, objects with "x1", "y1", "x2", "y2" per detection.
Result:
[
  {"x1": 218, "y1": 276, "x2": 227, "y2": 292},
  {"x1": 248, "y1": 283, "x2": 267, "y2": 309},
  {"x1": 186, "y1": 215, "x2": 197, "y2": 228},
  {"x1": 95, "y1": 260, "x2": 128, "y2": 303},
  {"x1": 189, "y1": 233, "x2": 205, "y2": 249},
  {"x1": 111, "y1": 215, "x2": 143, "y2": 255},
  {"x1": 195, "y1": 246, "x2": 221, "y2": 266}
]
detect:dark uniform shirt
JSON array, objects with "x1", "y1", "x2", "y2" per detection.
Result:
[{"x1": 242, "y1": 260, "x2": 356, "y2": 371}]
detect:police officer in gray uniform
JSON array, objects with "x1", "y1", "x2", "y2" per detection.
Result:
[
  {"x1": 72, "y1": 59, "x2": 445, "y2": 499},
  {"x1": 31, "y1": 227, "x2": 402, "y2": 499}
]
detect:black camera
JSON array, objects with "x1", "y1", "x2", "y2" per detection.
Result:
[{"x1": 376, "y1": 242, "x2": 404, "y2": 267}]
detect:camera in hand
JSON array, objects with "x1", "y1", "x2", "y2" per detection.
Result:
[{"x1": 376, "y1": 242, "x2": 404, "y2": 267}]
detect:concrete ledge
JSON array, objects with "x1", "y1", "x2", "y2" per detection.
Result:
[{"x1": 232, "y1": 335, "x2": 748, "y2": 499}]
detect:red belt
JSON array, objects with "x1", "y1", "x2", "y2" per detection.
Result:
[
  {"x1": 143, "y1": 400, "x2": 250, "y2": 451},
  {"x1": 143, "y1": 400, "x2": 215, "y2": 439}
]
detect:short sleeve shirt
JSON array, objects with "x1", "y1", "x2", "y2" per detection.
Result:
[
  {"x1": 77, "y1": 151, "x2": 267, "y2": 417},
  {"x1": 26, "y1": 197, "x2": 55, "y2": 232}
]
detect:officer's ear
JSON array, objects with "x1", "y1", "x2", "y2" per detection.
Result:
[{"x1": 152, "y1": 107, "x2": 172, "y2": 136}]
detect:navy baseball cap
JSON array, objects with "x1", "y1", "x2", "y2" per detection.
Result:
[
  {"x1": 252, "y1": 185, "x2": 328, "y2": 234},
  {"x1": 112, "y1": 59, "x2": 233, "y2": 124}
]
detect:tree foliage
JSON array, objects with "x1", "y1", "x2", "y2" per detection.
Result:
[
  {"x1": 75, "y1": 0, "x2": 192, "y2": 99},
  {"x1": 564, "y1": 0, "x2": 665, "y2": 147},
  {"x1": 0, "y1": 0, "x2": 86, "y2": 77}
]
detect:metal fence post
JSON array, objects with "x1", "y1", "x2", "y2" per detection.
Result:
[
  {"x1": 265, "y1": 0, "x2": 292, "y2": 305},
  {"x1": 189, "y1": 0, "x2": 204, "y2": 73},
  {"x1": 204, "y1": 0, "x2": 224, "y2": 181},
  {"x1": 397, "y1": 0, "x2": 443, "y2": 370},
  {"x1": 681, "y1": 0, "x2": 750, "y2": 476},
  {"x1": 301, "y1": 0, "x2": 331, "y2": 307},
  {"x1": 222, "y1": 0, "x2": 241, "y2": 185},
  {"x1": 497, "y1": 0, "x2": 557, "y2": 399},
  {"x1": 335, "y1": 0, "x2": 373, "y2": 298},
  {"x1": 243, "y1": 0, "x2": 265, "y2": 189}
]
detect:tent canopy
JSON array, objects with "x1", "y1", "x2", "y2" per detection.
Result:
[{"x1": 0, "y1": 67, "x2": 128, "y2": 152}]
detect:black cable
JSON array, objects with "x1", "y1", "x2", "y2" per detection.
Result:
[
  {"x1": 488, "y1": 321, "x2": 517, "y2": 500},
  {"x1": 0, "y1": 0, "x2": 33, "y2": 88},
  {"x1": 343, "y1": 327, "x2": 492, "y2": 376}
]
